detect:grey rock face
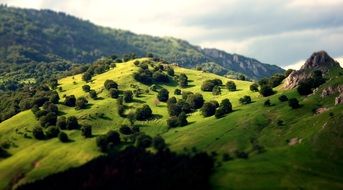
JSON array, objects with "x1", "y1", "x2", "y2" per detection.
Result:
[{"x1": 284, "y1": 51, "x2": 341, "y2": 89}]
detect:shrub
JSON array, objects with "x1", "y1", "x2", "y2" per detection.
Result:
[
  {"x1": 174, "y1": 89, "x2": 181, "y2": 95},
  {"x1": 50, "y1": 93, "x2": 60, "y2": 104},
  {"x1": 123, "y1": 90, "x2": 133, "y2": 103},
  {"x1": 157, "y1": 88, "x2": 169, "y2": 102},
  {"x1": 178, "y1": 73, "x2": 188, "y2": 88},
  {"x1": 106, "y1": 130, "x2": 121, "y2": 146},
  {"x1": 58, "y1": 131, "x2": 69, "y2": 142},
  {"x1": 201, "y1": 102, "x2": 217, "y2": 117},
  {"x1": 82, "y1": 72, "x2": 92, "y2": 82},
  {"x1": 167, "y1": 96, "x2": 177, "y2": 106},
  {"x1": 239, "y1": 96, "x2": 252, "y2": 105},
  {"x1": 215, "y1": 107, "x2": 226, "y2": 119},
  {"x1": 288, "y1": 98, "x2": 300, "y2": 109},
  {"x1": 109, "y1": 88, "x2": 119, "y2": 99},
  {"x1": 75, "y1": 97, "x2": 88, "y2": 109},
  {"x1": 201, "y1": 80, "x2": 216, "y2": 92},
  {"x1": 167, "y1": 117, "x2": 179, "y2": 128},
  {"x1": 66, "y1": 116, "x2": 79, "y2": 130},
  {"x1": 39, "y1": 112, "x2": 57, "y2": 127},
  {"x1": 33, "y1": 126, "x2": 45, "y2": 140},
  {"x1": 127, "y1": 112, "x2": 137, "y2": 126},
  {"x1": 81, "y1": 125, "x2": 92, "y2": 138},
  {"x1": 56, "y1": 116, "x2": 67, "y2": 129},
  {"x1": 212, "y1": 86, "x2": 221, "y2": 95},
  {"x1": 220, "y1": 99, "x2": 232, "y2": 114},
  {"x1": 278, "y1": 95, "x2": 288, "y2": 102},
  {"x1": 226, "y1": 81, "x2": 236, "y2": 91},
  {"x1": 89, "y1": 90, "x2": 97, "y2": 99},
  {"x1": 186, "y1": 93, "x2": 204, "y2": 109},
  {"x1": 82, "y1": 85, "x2": 91, "y2": 92},
  {"x1": 209, "y1": 100, "x2": 219, "y2": 108},
  {"x1": 264, "y1": 99, "x2": 271, "y2": 107},
  {"x1": 118, "y1": 105, "x2": 126, "y2": 117},
  {"x1": 64, "y1": 95, "x2": 76, "y2": 107},
  {"x1": 134, "y1": 69, "x2": 153, "y2": 85},
  {"x1": 104, "y1": 80, "x2": 118, "y2": 90},
  {"x1": 235, "y1": 150, "x2": 249, "y2": 159},
  {"x1": 250, "y1": 83, "x2": 259, "y2": 92},
  {"x1": 45, "y1": 126, "x2": 60, "y2": 138},
  {"x1": 119, "y1": 125, "x2": 133, "y2": 135},
  {"x1": 136, "y1": 134, "x2": 152, "y2": 149},
  {"x1": 136, "y1": 105, "x2": 153, "y2": 120},
  {"x1": 297, "y1": 80, "x2": 313, "y2": 95},
  {"x1": 269, "y1": 74, "x2": 285, "y2": 87},
  {"x1": 177, "y1": 112, "x2": 188, "y2": 126},
  {"x1": 167, "y1": 68, "x2": 175, "y2": 76},
  {"x1": 152, "y1": 135, "x2": 166, "y2": 151},
  {"x1": 168, "y1": 103, "x2": 182, "y2": 117},
  {"x1": 259, "y1": 85, "x2": 274, "y2": 97},
  {"x1": 152, "y1": 71, "x2": 169, "y2": 83}
]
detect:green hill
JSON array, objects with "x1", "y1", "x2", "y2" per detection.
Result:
[
  {"x1": 0, "y1": 5, "x2": 283, "y2": 81},
  {"x1": 0, "y1": 57, "x2": 342, "y2": 189}
]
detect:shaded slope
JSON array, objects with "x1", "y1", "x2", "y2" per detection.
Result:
[{"x1": 0, "y1": 5, "x2": 283, "y2": 79}]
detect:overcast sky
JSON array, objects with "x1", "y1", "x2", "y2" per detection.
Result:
[{"x1": 1, "y1": 0, "x2": 343, "y2": 69}]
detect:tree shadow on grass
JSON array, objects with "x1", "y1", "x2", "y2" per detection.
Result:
[
  {"x1": 132, "y1": 99, "x2": 146, "y2": 104},
  {"x1": 84, "y1": 103, "x2": 94, "y2": 109},
  {"x1": 95, "y1": 97, "x2": 104, "y2": 100},
  {"x1": 182, "y1": 84, "x2": 196, "y2": 89},
  {"x1": 57, "y1": 111, "x2": 67, "y2": 116}
]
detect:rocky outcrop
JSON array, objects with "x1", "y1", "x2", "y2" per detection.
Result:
[
  {"x1": 321, "y1": 85, "x2": 343, "y2": 97},
  {"x1": 201, "y1": 48, "x2": 284, "y2": 79},
  {"x1": 335, "y1": 94, "x2": 343, "y2": 105},
  {"x1": 284, "y1": 51, "x2": 341, "y2": 89}
]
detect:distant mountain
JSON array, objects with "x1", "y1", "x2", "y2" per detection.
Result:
[
  {"x1": 0, "y1": 5, "x2": 284, "y2": 79},
  {"x1": 284, "y1": 51, "x2": 341, "y2": 89}
]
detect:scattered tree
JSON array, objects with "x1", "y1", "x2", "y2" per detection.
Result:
[
  {"x1": 64, "y1": 95, "x2": 76, "y2": 107},
  {"x1": 45, "y1": 126, "x2": 60, "y2": 138},
  {"x1": 66, "y1": 116, "x2": 79, "y2": 130},
  {"x1": 264, "y1": 99, "x2": 271, "y2": 107},
  {"x1": 201, "y1": 102, "x2": 217, "y2": 117},
  {"x1": 81, "y1": 125, "x2": 92, "y2": 138},
  {"x1": 75, "y1": 97, "x2": 88, "y2": 109},
  {"x1": 109, "y1": 88, "x2": 119, "y2": 99},
  {"x1": 82, "y1": 85, "x2": 91, "y2": 92},
  {"x1": 174, "y1": 89, "x2": 181, "y2": 95},
  {"x1": 135, "y1": 104, "x2": 153, "y2": 120},
  {"x1": 278, "y1": 95, "x2": 288, "y2": 102},
  {"x1": 239, "y1": 96, "x2": 252, "y2": 105},
  {"x1": 177, "y1": 112, "x2": 188, "y2": 126},
  {"x1": 136, "y1": 134, "x2": 152, "y2": 149},
  {"x1": 157, "y1": 88, "x2": 169, "y2": 102},
  {"x1": 212, "y1": 86, "x2": 221, "y2": 95},
  {"x1": 58, "y1": 132, "x2": 68, "y2": 142},
  {"x1": 89, "y1": 90, "x2": 97, "y2": 99},
  {"x1": 104, "y1": 80, "x2": 118, "y2": 90},
  {"x1": 33, "y1": 126, "x2": 45, "y2": 140},
  {"x1": 226, "y1": 81, "x2": 236, "y2": 91},
  {"x1": 250, "y1": 83, "x2": 259, "y2": 92},
  {"x1": 259, "y1": 85, "x2": 274, "y2": 97},
  {"x1": 288, "y1": 98, "x2": 300, "y2": 109},
  {"x1": 123, "y1": 90, "x2": 133, "y2": 103}
]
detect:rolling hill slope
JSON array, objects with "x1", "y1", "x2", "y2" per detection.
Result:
[{"x1": 0, "y1": 58, "x2": 342, "y2": 189}]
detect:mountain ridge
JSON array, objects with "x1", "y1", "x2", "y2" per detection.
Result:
[{"x1": 0, "y1": 5, "x2": 284, "y2": 80}]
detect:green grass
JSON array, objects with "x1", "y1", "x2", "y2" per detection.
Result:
[{"x1": 1, "y1": 58, "x2": 343, "y2": 189}]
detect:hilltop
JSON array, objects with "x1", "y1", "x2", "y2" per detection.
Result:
[
  {"x1": 0, "y1": 55, "x2": 342, "y2": 189},
  {"x1": 0, "y1": 5, "x2": 283, "y2": 81}
]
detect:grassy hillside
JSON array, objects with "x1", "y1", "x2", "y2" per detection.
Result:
[{"x1": 0, "y1": 58, "x2": 342, "y2": 189}]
